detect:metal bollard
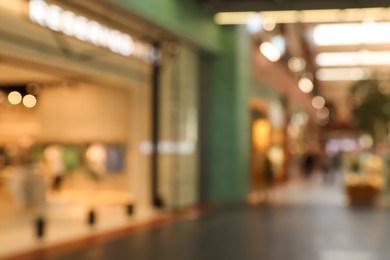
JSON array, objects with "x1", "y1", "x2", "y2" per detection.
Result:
[
  {"x1": 87, "y1": 209, "x2": 96, "y2": 226},
  {"x1": 35, "y1": 216, "x2": 46, "y2": 239},
  {"x1": 126, "y1": 204, "x2": 134, "y2": 216}
]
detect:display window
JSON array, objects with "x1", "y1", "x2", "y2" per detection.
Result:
[{"x1": 0, "y1": 62, "x2": 150, "y2": 211}]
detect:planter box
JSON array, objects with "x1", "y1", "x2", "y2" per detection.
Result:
[{"x1": 346, "y1": 185, "x2": 380, "y2": 206}]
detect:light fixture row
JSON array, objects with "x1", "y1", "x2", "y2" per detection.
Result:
[
  {"x1": 215, "y1": 8, "x2": 390, "y2": 25},
  {"x1": 4, "y1": 91, "x2": 37, "y2": 108}
]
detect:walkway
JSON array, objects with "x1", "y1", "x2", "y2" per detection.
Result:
[
  {"x1": 6, "y1": 177, "x2": 390, "y2": 260},
  {"x1": 18, "y1": 204, "x2": 390, "y2": 260}
]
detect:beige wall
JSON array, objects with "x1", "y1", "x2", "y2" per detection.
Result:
[
  {"x1": 38, "y1": 83, "x2": 131, "y2": 143},
  {"x1": 0, "y1": 82, "x2": 131, "y2": 144},
  {"x1": 0, "y1": 105, "x2": 39, "y2": 144}
]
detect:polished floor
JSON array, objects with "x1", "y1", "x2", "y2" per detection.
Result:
[
  {"x1": 8, "y1": 177, "x2": 390, "y2": 260},
  {"x1": 22, "y1": 203, "x2": 390, "y2": 260}
]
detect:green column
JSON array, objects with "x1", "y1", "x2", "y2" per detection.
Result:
[{"x1": 207, "y1": 25, "x2": 251, "y2": 202}]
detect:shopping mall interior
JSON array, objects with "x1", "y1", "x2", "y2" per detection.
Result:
[{"x1": 2, "y1": 0, "x2": 390, "y2": 259}]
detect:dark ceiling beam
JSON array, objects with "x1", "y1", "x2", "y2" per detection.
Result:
[
  {"x1": 274, "y1": 0, "x2": 291, "y2": 6},
  {"x1": 209, "y1": 0, "x2": 390, "y2": 12}
]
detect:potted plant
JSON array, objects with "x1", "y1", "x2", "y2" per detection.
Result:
[{"x1": 346, "y1": 75, "x2": 389, "y2": 205}]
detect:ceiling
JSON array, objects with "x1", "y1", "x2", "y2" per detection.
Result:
[
  {"x1": 0, "y1": 62, "x2": 61, "y2": 85},
  {"x1": 196, "y1": 0, "x2": 390, "y2": 128}
]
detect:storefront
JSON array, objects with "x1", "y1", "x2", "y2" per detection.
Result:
[{"x1": 0, "y1": 0, "x2": 200, "y2": 217}]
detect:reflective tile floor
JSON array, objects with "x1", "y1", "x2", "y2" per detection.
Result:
[{"x1": 23, "y1": 203, "x2": 390, "y2": 260}]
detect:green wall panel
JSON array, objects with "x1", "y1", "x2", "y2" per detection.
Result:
[
  {"x1": 207, "y1": 25, "x2": 251, "y2": 201},
  {"x1": 111, "y1": 0, "x2": 220, "y2": 51}
]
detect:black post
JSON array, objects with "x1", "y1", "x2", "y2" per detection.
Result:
[
  {"x1": 198, "y1": 53, "x2": 212, "y2": 203},
  {"x1": 87, "y1": 208, "x2": 96, "y2": 226},
  {"x1": 126, "y1": 204, "x2": 134, "y2": 216},
  {"x1": 151, "y1": 43, "x2": 164, "y2": 208},
  {"x1": 35, "y1": 216, "x2": 46, "y2": 239}
]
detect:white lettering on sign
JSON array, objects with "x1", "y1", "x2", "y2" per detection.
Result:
[{"x1": 29, "y1": 0, "x2": 135, "y2": 57}]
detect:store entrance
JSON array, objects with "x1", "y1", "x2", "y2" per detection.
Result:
[
  {"x1": 250, "y1": 108, "x2": 271, "y2": 199},
  {"x1": 0, "y1": 60, "x2": 142, "y2": 215}
]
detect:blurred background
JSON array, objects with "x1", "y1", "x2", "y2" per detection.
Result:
[{"x1": 2, "y1": 0, "x2": 390, "y2": 259}]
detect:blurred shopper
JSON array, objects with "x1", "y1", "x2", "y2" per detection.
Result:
[
  {"x1": 262, "y1": 155, "x2": 275, "y2": 202},
  {"x1": 7, "y1": 144, "x2": 46, "y2": 209},
  {"x1": 327, "y1": 152, "x2": 342, "y2": 184},
  {"x1": 23, "y1": 165, "x2": 46, "y2": 208},
  {"x1": 43, "y1": 145, "x2": 65, "y2": 191},
  {"x1": 301, "y1": 152, "x2": 317, "y2": 178}
]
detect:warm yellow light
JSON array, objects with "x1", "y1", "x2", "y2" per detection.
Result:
[
  {"x1": 298, "y1": 78, "x2": 313, "y2": 93},
  {"x1": 214, "y1": 8, "x2": 388, "y2": 25},
  {"x1": 263, "y1": 18, "x2": 276, "y2": 31},
  {"x1": 0, "y1": 0, "x2": 22, "y2": 15},
  {"x1": 253, "y1": 119, "x2": 271, "y2": 150},
  {"x1": 23, "y1": 94, "x2": 37, "y2": 108},
  {"x1": 288, "y1": 57, "x2": 306, "y2": 72},
  {"x1": 8, "y1": 91, "x2": 22, "y2": 105},
  {"x1": 313, "y1": 22, "x2": 390, "y2": 46},
  {"x1": 312, "y1": 96, "x2": 326, "y2": 110},
  {"x1": 316, "y1": 50, "x2": 390, "y2": 66},
  {"x1": 260, "y1": 42, "x2": 281, "y2": 62},
  {"x1": 316, "y1": 68, "x2": 369, "y2": 81},
  {"x1": 268, "y1": 145, "x2": 285, "y2": 165},
  {"x1": 214, "y1": 12, "x2": 254, "y2": 25}
]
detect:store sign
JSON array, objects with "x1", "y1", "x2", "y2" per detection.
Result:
[{"x1": 29, "y1": 0, "x2": 135, "y2": 57}]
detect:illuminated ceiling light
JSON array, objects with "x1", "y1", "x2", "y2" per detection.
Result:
[
  {"x1": 246, "y1": 13, "x2": 263, "y2": 34},
  {"x1": 263, "y1": 18, "x2": 276, "y2": 31},
  {"x1": 313, "y1": 22, "x2": 390, "y2": 46},
  {"x1": 8, "y1": 91, "x2": 22, "y2": 105},
  {"x1": 288, "y1": 57, "x2": 306, "y2": 72},
  {"x1": 315, "y1": 50, "x2": 390, "y2": 67},
  {"x1": 23, "y1": 94, "x2": 37, "y2": 108},
  {"x1": 214, "y1": 8, "x2": 388, "y2": 25},
  {"x1": 29, "y1": 0, "x2": 138, "y2": 58},
  {"x1": 316, "y1": 68, "x2": 370, "y2": 81},
  {"x1": 259, "y1": 42, "x2": 281, "y2": 62},
  {"x1": 316, "y1": 107, "x2": 330, "y2": 120},
  {"x1": 298, "y1": 77, "x2": 314, "y2": 93},
  {"x1": 312, "y1": 96, "x2": 326, "y2": 110}
]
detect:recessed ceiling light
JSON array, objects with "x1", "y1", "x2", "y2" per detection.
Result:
[
  {"x1": 288, "y1": 57, "x2": 306, "y2": 72},
  {"x1": 259, "y1": 42, "x2": 281, "y2": 62},
  {"x1": 8, "y1": 91, "x2": 22, "y2": 105},
  {"x1": 23, "y1": 94, "x2": 37, "y2": 108},
  {"x1": 316, "y1": 68, "x2": 369, "y2": 81},
  {"x1": 214, "y1": 8, "x2": 390, "y2": 25},
  {"x1": 313, "y1": 22, "x2": 390, "y2": 46},
  {"x1": 316, "y1": 51, "x2": 390, "y2": 66},
  {"x1": 298, "y1": 77, "x2": 314, "y2": 93},
  {"x1": 312, "y1": 96, "x2": 326, "y2": 110}
]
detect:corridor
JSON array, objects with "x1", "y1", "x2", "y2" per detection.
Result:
[{"x1": 12, "y1": 180, "x2": 390, "y2": 260}]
